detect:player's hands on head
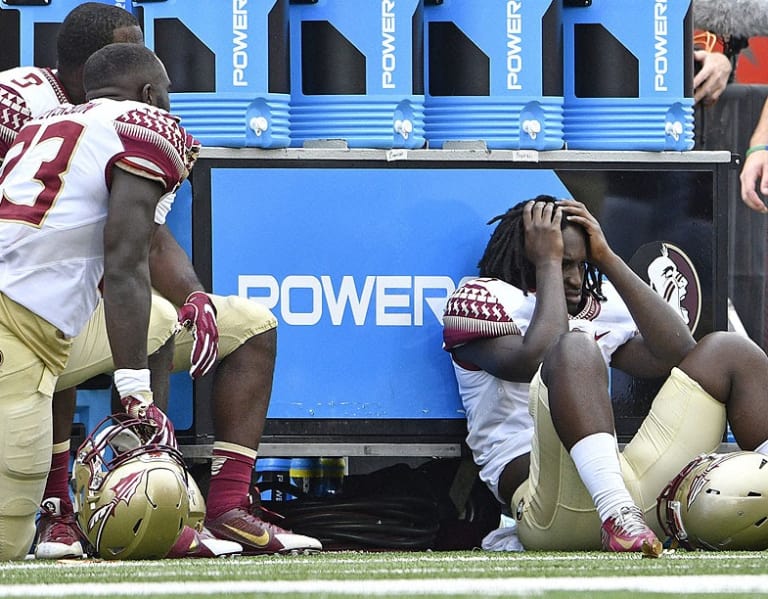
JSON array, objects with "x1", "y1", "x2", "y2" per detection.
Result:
[
  {"x1": 740, "y1": 151, "x2": 768, "y2": 214},
  {"x1": 523, "y1": 200, "x2": 565, "y2": 267},
  {"x1": 556, "y1": 199, "x2": 612, "y2": 266},
  {"x1": 177, "y1": 291, "x2": 219, "y2": 378}
]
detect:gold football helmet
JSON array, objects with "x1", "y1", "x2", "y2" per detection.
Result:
[
  {"x1": 72, "y1": 414, "x2": 190, "y2": 560},
  {"x1": 657, "y1": 451, "x2": 768, "y2": 550}
]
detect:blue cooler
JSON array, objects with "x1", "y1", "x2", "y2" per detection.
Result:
[
  {"x1": 288, "y1": 0, "x2": 425, "y2": 149},
  {"x1": 0, "y1": 0, "x2": 133, "y2": 71},
  {"x1": 318, "y1": 457, "x2": 346, "y2": 497},
  {"x1": 424, "y1": 0, "x2": 564, "y2": 150},
  {"x1": 289, "y1": 457, "x2": 322, "y2": 497},
  {"x1": 136, "y1": 0, "x2": 290, "y2": 148},
  {"x1": 255, "y1": 458, "x2": 293, "y2": 502},
  {"x1": 562, "y1": 0, "x2": 694, "y2": 151}
]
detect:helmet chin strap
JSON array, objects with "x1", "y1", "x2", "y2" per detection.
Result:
[{"x1": 666, "y1": 499, "x2": 689, "y2": 544}]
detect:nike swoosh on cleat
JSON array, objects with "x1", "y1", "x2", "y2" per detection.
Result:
[
  {"x1": 613, "y1": 536, "x2": 639, "y2": 550},
  {"x1": 222, "y1": 524, "x2": 271, "y2": 547}
]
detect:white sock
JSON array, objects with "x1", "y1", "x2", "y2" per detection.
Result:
[
  {"x1": 755, "y1": 439, "x2": 768, "y2": 456},
  {"x1": 570, "y1": 432, "x2": 635, "y2": 522}
]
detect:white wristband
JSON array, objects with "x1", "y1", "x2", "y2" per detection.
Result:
[{"x1": 113, "y1": 368, "x2": 151, "y2": 398}]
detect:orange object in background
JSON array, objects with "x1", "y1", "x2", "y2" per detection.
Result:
[
  {"x1": 735, "y1": 37, "x2": 768, "y2": 83},
  {"x1": 694, "y1": 30, "x2": 768, "y2": 84}
]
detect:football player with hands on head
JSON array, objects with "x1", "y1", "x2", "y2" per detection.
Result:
[
  {"x1": 443, "y1": 196, "x2": 768, "y2": 555},
  {"x1": 0, "y1": 2, "x2": 321, "y2": 560}
]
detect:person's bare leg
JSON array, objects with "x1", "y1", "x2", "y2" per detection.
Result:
[
  {"x1": 498, "y1": 334, "x2": 612, "y2": 505},
  {"x1": 676, "y1": 331, "x2": 768, "y2": 450},
  {"x1": 542, "y1": 331, "x2": 615, "y2": 450},
  {"x1": 51, "y1": 387, "x2": 77, "y2": 447},
  {"x1": 201, "y1": 327, "x2": 319, "y2": 555},
  {"x1": 540, "y1": 332, "x2": 659, "y2": 554},
  {"x1": 212, "y1": 328, "x2": 275, "y2": 448},
  {"x1": 204, "y1": 329, "x2": 276, "y2": 520}
]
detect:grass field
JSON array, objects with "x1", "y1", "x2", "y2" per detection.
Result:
[{"x1": 4, "y1": 550, "x2": 768, "y2": 599}]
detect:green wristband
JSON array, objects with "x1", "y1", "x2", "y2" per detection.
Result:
[{"x1": 746, "y1": 145, "x2": 768, "y2": 157}]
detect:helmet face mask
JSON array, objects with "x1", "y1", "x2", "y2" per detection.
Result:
[
  {"x1": 657, "y1": 451, "x2": 768, "y2": 551},
  {"x1": 72, "y1": 415, "x2": 190, "y2": 560}
]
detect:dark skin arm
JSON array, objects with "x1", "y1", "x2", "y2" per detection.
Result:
[
  {"x1": 558, "y1": 200, "x2": 696, "y2": 378},
  {"x1": 102, "y1": 168, "x2": 164, "y2": 371},
  {"x1": 149, "y1": 224, "x2": 205, "y2": 306},
  {"x1": 454, "y1": 201, "x2": 571, "y2": 505},
  {"x1": 452, "y1": 201, "x2": 569, "y2": 381},
  {"x1": 467, "y1": 200, "x2": 696, "y2": 504}
]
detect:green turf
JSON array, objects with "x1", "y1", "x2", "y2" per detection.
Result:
[{"x1": 0, "y1": 550, "x2": 767, "y2": 598}]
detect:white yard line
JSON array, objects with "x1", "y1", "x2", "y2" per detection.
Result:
[{"x1": 0, "y1": 576, "x2": 767, "y2": 596}]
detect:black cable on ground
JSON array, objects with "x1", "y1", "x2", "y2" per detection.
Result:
[{"x1": 260, "y1": 491, "x2": 441, "y2": 551}]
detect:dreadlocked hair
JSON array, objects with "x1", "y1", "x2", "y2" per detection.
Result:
[{"x1": 477, "y1": 195, "x2": 605, "y2": 301}]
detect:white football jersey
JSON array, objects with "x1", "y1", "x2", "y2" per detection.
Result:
[
  {"x1": 0, "y1": 67, "x2": 69, "y2": 161},
  {"x1": 0, "y1": 97, "x2": 199, "y2": 336},
  {"x1": 442, "y1": 277, "x2": 638, "y2": 500}
]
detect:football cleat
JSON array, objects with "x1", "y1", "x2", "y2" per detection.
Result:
[
  {"x1": 601, "y1": 505, "x2": 663, "y2": 558},
  {"x1": 205, "y1": 497, "x2": 322, "y2": 556},
  {"x1": 165, "y1": 525, "x2": 243, "y2": 559},
  {"x1": 35, "y1": 498, "x2": 87, "y2": 560}
]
